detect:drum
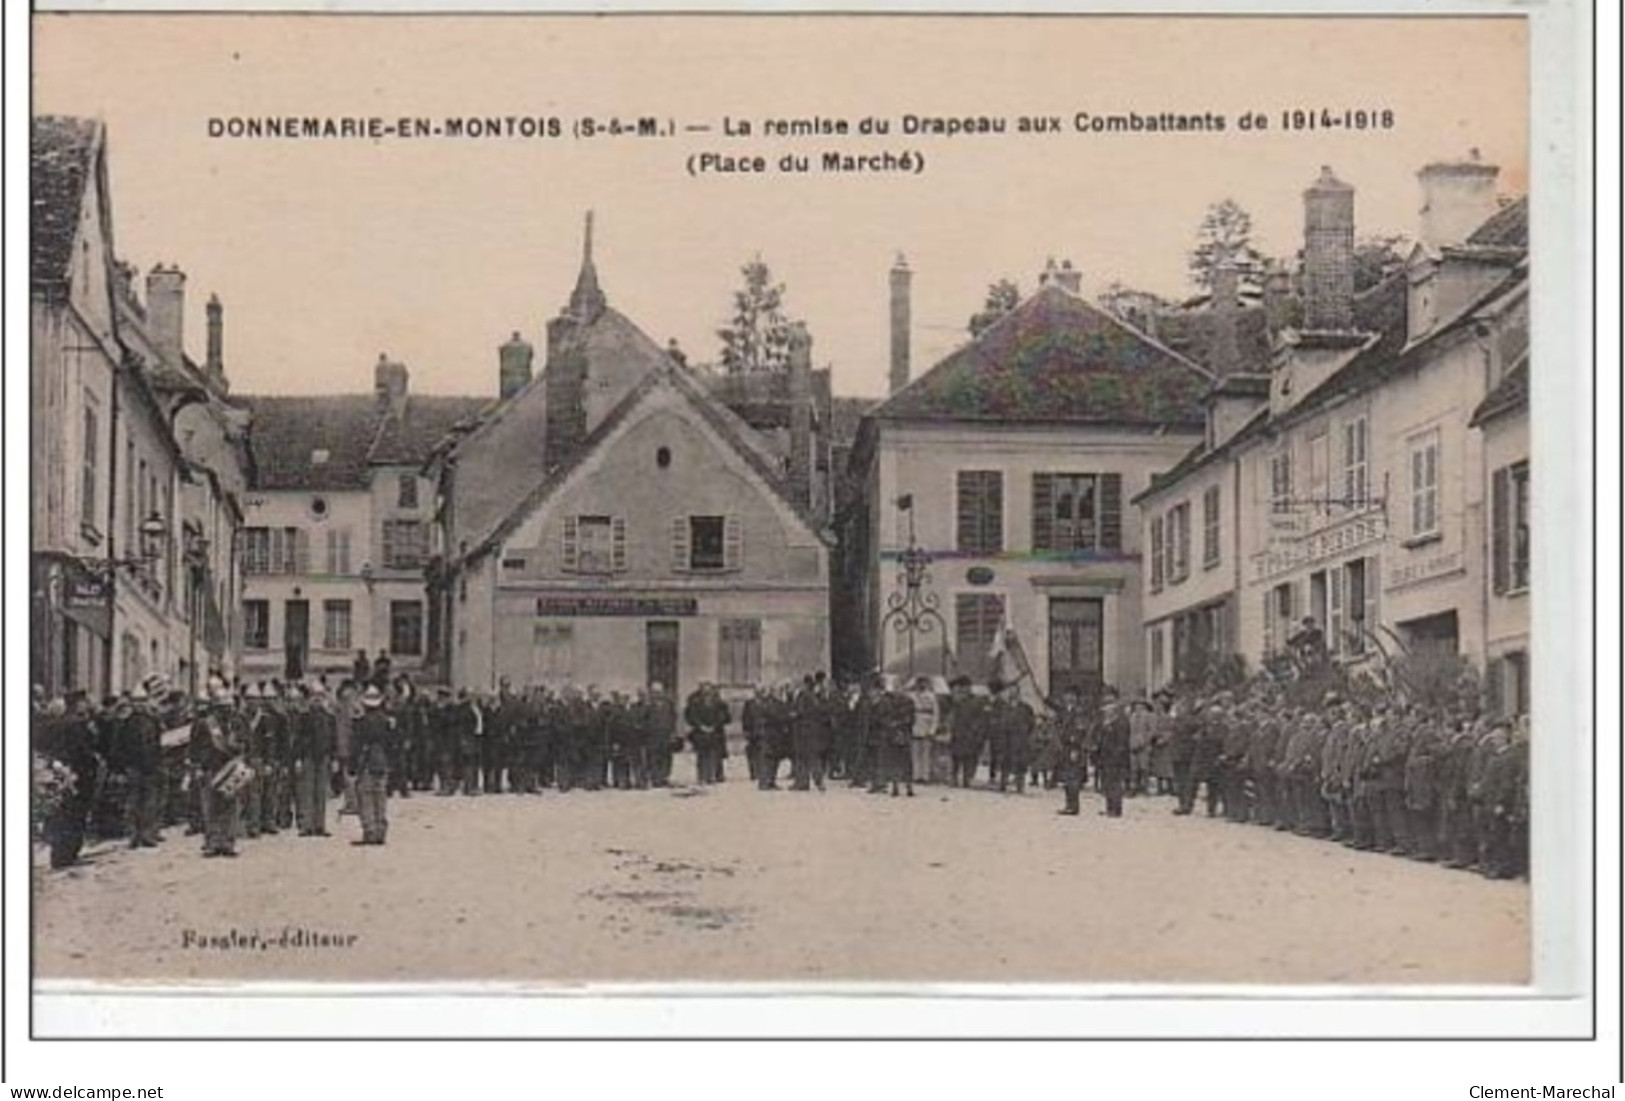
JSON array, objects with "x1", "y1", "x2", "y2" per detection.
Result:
[{"x1": 211, "y1": 757, "x2": 254, "y2": 798}]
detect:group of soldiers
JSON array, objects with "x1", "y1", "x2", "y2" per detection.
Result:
[
  {"x1": 1110, "y1": 685, "x2": 1531, "y2": 880},
  {"x1": 31, "y1": 661, "x2": 1530, "y2": 883}
]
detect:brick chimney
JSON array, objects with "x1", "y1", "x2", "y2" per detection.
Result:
[
  {"x1": 498, "y1": 331, "x2": 533, "y2": 401},
  {"x1": 1418, "y1": 149, "x2": 1500, "y2": 251},
  {"x1": 1301, "y1": 166, "x2": 1355, "y2": 332},
  {"x1": 145, "y1": 263, "x2": 186, "y2": 368},
  {"x1": 374, "y1": 353, "x2": 409, "y2": 418},
  {"x1": 205, "y1": 293, "x2": 225, "y2": 385},
  {"x1": 787, "y1": 323, "x2": 813, "y2": 508},
  {"x1": 889, "y1": 254, "x2": 911, "y2": 396},
  {"x1": 1208, "y1": 259, "x2": 1241, "y2": 376}
]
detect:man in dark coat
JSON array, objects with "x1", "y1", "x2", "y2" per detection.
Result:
[
  {"x1": 741, "y1": 687, "x2": 766, "y2": 782},
  {"x1": 948, "y1": 678, "x2": 985, "y2": 789},
  {"x1": 1054, "y1": 690, "x2": 1089, "y2": 817},
  {"x1": 352, "y1": 685, "x2": 395, "y2": 845},
  {"x1": 788, "y1": 677, "x2": 828, "y2": 792},
  {"x1": 1168, "y1": 700, "x2": 1201, "y2": 815},
  {"x1": 293, "y1": 683, "x2": 333, "y2": 835},
  {"x1": 1096, "y1": 687, "x2": 1132, "y2": 818},
  {"x1": 122, "y1": 679, "x2": 166, "y2": 848},
  {"x1": 878, "y1": 680, "x2": 916, "y2": 797},
  {"x1": 189, "y1": 683, "x2": 241, "y2": 858}
]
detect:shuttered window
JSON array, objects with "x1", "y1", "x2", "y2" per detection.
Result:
[
  {"x1": 1493, "y1": 461, "x2": 1530, "y2": 594},
  {"x1": 1099, "y1": 473, "x2": 1122, "y2": 551},
  {"x1": 954, "y1": 593, "x2": 1005, "y2": 682},
  {"x1": 1202, "y1": 485, "x2": 1221, "y2": 567},
  {"x1": 675, "y1": 515, "x2": 740, "y2": 572},
  {"x1": 956, "y1": 471, "x2": 1003, "y2": 554},
  {"x1": 1166, "y1": 503, "x2": 1191, "y2": 584},
  {"x1": 1342, "y1": 416, "x2": 1369, "y2": 506},
  {"x1": 325, "y1": 527, "x2": 352, "y2": 576},
  {"x1": 1408, "y1": 430, "x2": 1440, "y2": 537},
  {"x1": 1032, "y1": 472, "x2": 1120, "y2": 553}
]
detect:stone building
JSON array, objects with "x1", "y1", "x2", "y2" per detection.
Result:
[
  {"x1": 31, "y1": 116, "x2": 250, "y2": 697},
  {"x1": 236, "y1": 361, "x2": 485, "y2": 684},
  {"x1": 1135, "y1": 156, "x2": 1528, "y2": 693},
  {"x1": 843, "y1": 258, "x2": 1213, "y2": 697},
  {"x1": 428, "y1": 221, "x2": 834, "y2": 696}
]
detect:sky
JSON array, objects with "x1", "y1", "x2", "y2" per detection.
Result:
[{"x1": 33, "y1": 14, "x2": 1528, "y2": 399}]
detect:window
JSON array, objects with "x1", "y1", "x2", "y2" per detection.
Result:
[
  {"x1": 322, "y1": 599, "x2": 352, "y2": 650},
  {"x1": 397, "y1": 474, "x2": 419, "y2": 510},
  {"x1": 566, "y1": 515, "x2": 626, "y2": 574},
  {"x1": 1345, "y1": 556, "x2": 1377, "y2": 656},
  {"x1": 1202, "y1": 485, "x2": 1221, "y2": 568},
  {"x1": 1269, "y1": 448, "x2": 1294, "y2": 514},
  {"x1": 325, "y1": 527, "x2": 352, "y2": 576},
  {"x1": 1342, "y1": 416, "x2": 1369, "y2": 506},
  {"x1": 382, "y1": 520, "x2": 426, "y2": 569},
  {"x1": 956, "y1": 470, "x2": 1004, "y2": 554},
  {"x1": 718, "y1": 619, "x2": 763, "y2": 685},
  {"x1": 81, "y1": 402, "x2": 98, "y2": 529},
  {"x1": 1408, "y1": 430, "x2": 1440, "y2": 537},
  {"x1": 954, "y1": 593, "x2": 1005, "y2": 682},
  {"x1": 1492, "y1": 461, "x2": 1531, "y2": 594},
  {"x1": 1149, "y1": 515, "x2": 1165, "y2": 592},
  {"x1": 243, "y1": 599, "x2": 270, "y2": 650},
  {"x1": 1264, "y1": 582, "x2": 1294, "y2": 655},
  {"x1": 241, "y1": 526, "x2": 307, "y2": 575},
  {"x1": 673, "y1": 515, "x2": 740, "y2": 573},
  {"x1": 1308, "y1": 431, "x2": 1329, "y2": 511},
  {"x1": 531, "y1": 622, "x2": 574, "y2": 681},
  {"x1": 389, "y1": 600, "x2": 424, "y2": 656},
  {"x1": 1149, "y1": 625, "x2": 1166, "y2": 688},
  {"x1": 1032, "y1": 473, "x2": 1095, "y2": 552},
  {"x1": 1166, "y1": 503, "x2": 1191, "y2": 584}
]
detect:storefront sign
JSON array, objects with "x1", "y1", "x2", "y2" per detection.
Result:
[
  {"x1": 535, "y1": 596, "x2": 698, "y2": 618},
  {"x1": 1386, "y1": 550, "x2": 1463, "y2": 591},
  {"x1": 64, "y1": 574, "x2": 111, "y2": 609},
  {"x1": 1251, "y1": 509, "x2": 1386, "y2": 583}
]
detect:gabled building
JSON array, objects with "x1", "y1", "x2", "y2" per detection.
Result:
[
  {"x1": 238, "y1": 362, "x2": 486, "y2": 683},
  {"x1": 429, "y1": 221, "x2": 834, "y2": 695},
  {"x1": 844, "y1": 258, "x2": 1213, "y2": 697},
  {"x1": 1135, "y1": 156, "x2": 1528, "y2": 693}
]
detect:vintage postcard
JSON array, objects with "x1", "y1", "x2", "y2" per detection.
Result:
[{"x1": 22, "y1": 6, "x2": 1593, "y2": 1048}]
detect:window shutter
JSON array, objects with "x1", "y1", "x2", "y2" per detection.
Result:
[
  {"x1": 1363, "y1": 555, "x2": 1380, "y2": 638},
  {"x1": 1100, "y1": 473, "x2": 1123, "y2": 551},
  {"x1": 293, "y1": 529, "x2": 310, "y2": 574},
  {"x1": 562, "y1": 515, "x2": 579, "y2": 572},
  {"x1": 1490, "y1": 466, "x2": 1510, "y2": 594},
  {"x1": 611, "y1": 516, "x2": 627, "y2": 573},
  {"x1": 1149, "y1": 516, "x2": 1164, "y2": 591},
  {"x1": 957, "y1": 474, "x2": 979, "y2": 552},
  {"x1": 985, "y1": 474, "x2": 1004, "y2": 553},
  {"x1": 724, "y1": 514, "x2": 743, "y2": 572},
  {"x1": 1031, "y1": 473, "x2": 1054, "y2": 553},
  {"x1": 671, "y1": 516, "x2": 690, "y2": 572},
  {"x1": 1484, "y1": 658, "x2": 1505, "y2": 719},
  {"x1": 1262, "y1": 591, "x2": 1275, "y2": 654},
  {"x1": 1329, "y1": 566, "x2": 1345, "y2": 655}
]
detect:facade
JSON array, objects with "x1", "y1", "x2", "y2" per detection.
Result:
[
  {"x1": 845, "y1": 262, "x2": 1213, "y2": 698},
  {"x1": 1471, "y1": 338, "x2": 1531, "y2": 717},
  {"x1": 237, "y1": 365, "x2": 485, "y2": 684},
  {"x1": 31, "y1": 116, "x2": 250, "y2": 697},
  {"x1": 432, "y1": 225, "x2": 833, "y2": 697},
  {"x1": 1136, "y1": 156, "x2": 1528, "y2": 694}
]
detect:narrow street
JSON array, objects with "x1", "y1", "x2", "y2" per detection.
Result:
[{"x1": 35, "y1": 779, "x2": 1529, "y2": 986}]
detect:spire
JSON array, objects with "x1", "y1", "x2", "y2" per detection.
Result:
[{"x1": 568, "y1": 209, "x2": 606, "y2": 323}]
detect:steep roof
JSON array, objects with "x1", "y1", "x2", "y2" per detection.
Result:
[
  {"x1": 872, "y1": 284, "x2": 1213, "y2": 427},
  {"x1": 465, "y1": 363, "x2": 831, "y2": 564},
  {"x1": 242, "y1": 392, "x2": 489, "y2": 491},
  {"x1": 31, "y1": 116, "x2": 102, "y2": 290},
  {"x1": 1466, "y1": 197, "x2": 1529, "y2": 248}
]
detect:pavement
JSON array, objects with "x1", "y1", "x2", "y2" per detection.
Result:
[{"x1": 33, "y1": 776, "x2": 1529, "y2": 986}]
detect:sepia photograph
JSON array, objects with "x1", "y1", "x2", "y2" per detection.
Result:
[{"x1": 23, "y1": 8, "x2": 1577, "y2": 1033}]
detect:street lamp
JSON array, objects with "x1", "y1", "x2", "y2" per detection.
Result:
[{"x1": 879, "y1": 495, "x2": 949, "y2": 678}]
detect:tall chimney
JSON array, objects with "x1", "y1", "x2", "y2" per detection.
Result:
[
  {"x1": 205, "y1": 294, "x2": 225, "y2": 381},
  {"x1": 1262, "y1": 261, "x2": 1292, "y2": 338},
  {"x1": 145, "y1": 263, "x2": 186, "y2": 368},
  {"x1": 787, "y1": 323, "x2": 813, "y2": 508},
  {"x1": 1417, "y1": 149, "x2": 1500, "y2": 251},
  {"x1": 1302, "y1": 166, "x2": 1355, "y2": 331},
  {"x1": 374, "y1": 353, "x2": 409, "y2": 418},
  {"x1": 889, "y1": 254, "x2": 911, "y2": 396},
  {"x1": 1053, "y1": 259, "x2": 1082, "y2": 295},
  {"x1": 1209, "y1": 259, "x2": 1240, "y2": 376},
  {"x1": 498, "y1": 331, "x2": 534, "y2": 401}
]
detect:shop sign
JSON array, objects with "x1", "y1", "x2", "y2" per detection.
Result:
[{"x1": 536, "y1": 596, "x2": 698, "y2": 617}]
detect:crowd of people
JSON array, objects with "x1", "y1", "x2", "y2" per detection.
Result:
[{"x1": 30, "y1": 654, "x2": 1529, "y2": 883}]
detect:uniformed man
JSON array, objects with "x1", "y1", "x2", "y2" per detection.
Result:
[
  {"x1": 741, "y1": 686, "x2": 766, "y2": 782},
  {"x1": 1403, "y1": 715, "x2": 1443, "y2": 861},
  {"x1": 788, "y1": 677, "x2": 828, "y2": 792},
  {"x1": 646, "y1": 682, "x2": 677, "y2": 788},
  {"x1": 122, "y1": 677, "x2": 165, "y2": 848},
  {"x1": 1192, "y1": 701, "x2": 1224, "y2": 818},
  {"x1": 352, "y1": 685, "x2": 394, "y2": 845},
  {"x1": 293, "y1": 681, "x2": 334, "y2": 836},
  {"x1": 1054, "y1": 690, "x2": 1089, "y2": 817},
  {"x1": 1168, "y1": 699, "x2": 1200, "y2": 816},
  {"x1": 432, "y1": 688, "x2": 459, "y2": 796},
  {"x1": 239, "y1": 684, "x2": 266, "y2": 839},
  {"x1": 334, "y1": 681, "x2": 360, "y2": 815},
  {"x1": 485, "y1": 678, "x2": 515, "y2": 794},
  {"x1": 948, "y1": 678, "x2": 985, "y2": 789},
  {"x1": 1096, "y1": 687, "x2": 1132, "y2": 817},
  {"x1": 459, "y1": 689, "x2": 485, "y2": 796},
  {"x1": 189, "y1": 681, "x2": 241, "y2": 858},
  {"x1": 879, "y1": 678, "x2": 916, "y2": 797}
]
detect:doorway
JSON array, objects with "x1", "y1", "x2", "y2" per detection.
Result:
[
  {"x1": 646, "y1": 621, "x2": 680, "y2": 694},
  {"x1": 1048, "y1": 597, "x2": 1104, "y2": 700}
]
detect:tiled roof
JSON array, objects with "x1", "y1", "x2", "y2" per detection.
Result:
[
  {"x1": 241, "y1": 395, "x2": 380, "y2": 490},
  {"x1": 31, "y1": 116, "x2": 101, "y2": 290},
  {"x1": 1469, "y1": 355, "x2": 1529, "y2": 427},
  {"x1": 872, "y1": 284, "x2": 1212, "y2": 427},
  {"x1": 1466, "y1": 197, "x2": 1528, "y2": 248},
  {"x1": 369, "y1": 395, "x2": 490, "y2": 466}
]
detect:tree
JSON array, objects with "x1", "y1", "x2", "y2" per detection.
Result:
[
  {"x1": 717, "y1": 255, "x2": 798, "y2": 374},
  {"x1": 1189, "y1": 199, "x2": 1266, "y2": 291},
  {"x1": 968, "y1": 278, "x2": 1021, "y2": 338},
  {"x1": 1097, "y1": 281, "x2": 1172, "y2": 331},
  {"x1": 1353, "y1": 234, "x2": 1407, "y2": 292}
]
